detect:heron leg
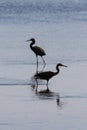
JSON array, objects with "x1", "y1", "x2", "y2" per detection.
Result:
[
  {"x1": 46, "y1": 81, "x2": 49, "y2": 90},
  {"x1": 36, "y1": 55, "x2": 38, "y2": 72},
  {"x1": 42, "y1": 56, "x2": 46, "y2": 66},
  {"x1": 35, "y1": 78, "x2": 38, "y2": 92}
]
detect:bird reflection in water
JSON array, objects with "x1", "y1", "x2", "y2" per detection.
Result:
[
  {"x1": 56, "y1": 98, "x2": 64, "y2": 109},
  {"x1": 35, "y1": 90, "x2": 63, "y2": 109},
  {"x1": 35, "y1": 89, "x2": 60, "y2": 100},
  {"x1": 30, "y1": 75, "x2": 64, "y2": 109}
]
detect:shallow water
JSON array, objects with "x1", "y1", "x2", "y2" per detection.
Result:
[
  {"x1": 0, "y1": 0, "x2": 87, "y2": 129},
  {"x1": 0, "y1": 63, "x2": 87, "y2": 130},
  {"x1": 0, "y1": 21, "x2": 87, "y2": 65},
  {"x1": 0, "y1": 84, "x2": 87, "y2": 130}
]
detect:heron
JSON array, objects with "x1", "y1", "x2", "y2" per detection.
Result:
[
  {"x1": 35, "y1": 63, "x2": 67, "y2": 91},
  {"x1": 26, "y1": 38, "x2": 46, "y2": 71}
]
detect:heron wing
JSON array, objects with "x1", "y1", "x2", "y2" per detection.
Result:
[
  {"x1": 33, "y1": 46, "x2": 46, "y2": 56},
  {"x1": 35, "y1": 71, "x2": 55, "y2": 80}
]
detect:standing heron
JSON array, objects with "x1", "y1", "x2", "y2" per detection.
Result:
[
  {"x1": 35, "y1": 63, "x2": 67, "y2": 91},
  {"x1": 26, "y1": 38, "x2": 46, "y2": 71}
]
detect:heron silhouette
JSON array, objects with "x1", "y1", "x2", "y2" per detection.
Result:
[
  {"x1": 26, "y1": 38, "x2": 46, "y2": 71},
  {"x1": 35, "y1": 63, "x2": 67, "y2": 91}
]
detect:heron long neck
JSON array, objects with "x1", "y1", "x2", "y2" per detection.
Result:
[
  {"x1": 55, "y1": 66, "x2": 60, "y2": 75},
  {"x1": 30, "y1": 40, "x2": 35, "y2": 49}
]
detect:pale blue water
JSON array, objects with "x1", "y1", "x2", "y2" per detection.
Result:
[
  {"x1": 0, "y1": 1, "x2": 87, "y2": 130},
  {"x1": 0, "y1": 0, "x2": 87, "y2": 24},
  {"x1": 0, "y1": 0, "x2": 87, "y2": 84},
  {"x1": 0, "y1": 0, "x2": 87, "y2": 82}
]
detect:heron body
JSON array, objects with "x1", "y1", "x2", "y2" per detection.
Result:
[
  {"x1": 26, "y1": 38, "x2": 46, "y2": 71},
  {"x1": 30, "y1": 39, "x2": 46, "y2": 56},
  {"x1": 35, "y1": 63, "x2": 67, "y2": 91},
  {"x1": 35, "y1": 70, "x2": 58, "y2": 81}
]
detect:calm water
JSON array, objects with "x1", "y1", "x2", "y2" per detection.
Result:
[
  {"x1": 0, "y1": 0, "x2": 87, "y2": 24},
  {"x1": 0, "y1": 1, "x2": 87, "y2": 130},
  {"x1": 0, "y1": 0, "x2": 87, "y2": 84}
]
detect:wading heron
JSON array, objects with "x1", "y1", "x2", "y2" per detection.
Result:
[
  {"x1": 26, "y1": 38, "x2": 46, "y2": 71},
  {"x1": 35, "y1": 63, "x2": 67, "y2": 91}
]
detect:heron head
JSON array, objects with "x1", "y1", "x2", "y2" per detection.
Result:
[
  {"x1": 26, "y1": 38, "x2": 35, "y2": 42},
  {"x1": 56, "y1": 63, "x2": 67, "y2": 68}
]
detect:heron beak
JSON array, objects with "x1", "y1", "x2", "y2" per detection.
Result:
[
  {"x1": 26, "y1": 39, "x2": 30, "y2": 42},
  {"x1": 62, "y1": 64, "x2": 67, "y2": 67}
]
